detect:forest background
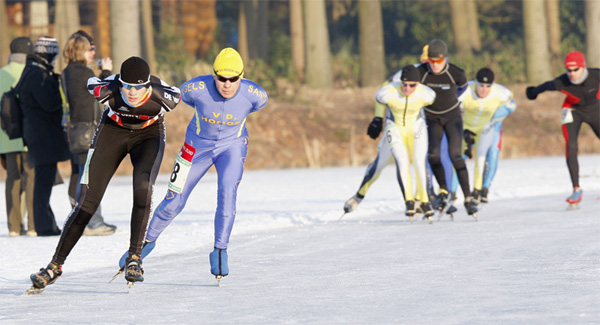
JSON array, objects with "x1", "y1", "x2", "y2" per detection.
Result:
[{"x1": 0, "y1": 0, "x2": 598, "y2": 176}]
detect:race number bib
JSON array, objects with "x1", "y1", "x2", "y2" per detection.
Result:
[
  {"x1": 80, "y1": 148, "x2": 94, "y2": 185},
  {"x1": 168, "y1": 142, "x2": 196, "y2": 193},
  {"x1": 385, "y1": 123, "x2": 401, "y2": 147},
  {"x1": 561, "y1": 108, "x2": 573, "y2": 124}
]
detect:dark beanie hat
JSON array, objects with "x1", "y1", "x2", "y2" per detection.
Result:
[
  {"x1": 120, "y1": 57, "x2": 150, "y2": 84},
  {"x1": 401, "y1": 65, "x2": 420, "y2": 82},
  {"x1": 428, "y1": 39, "x2": 448, "y2": 59},
  {"x1": 34, "y1": 36, "x2": 60, "y2": 64},
  {"x1": 75, "y1": 30, "x2": 94, "y2": 46},
  {"x1": 476, "y1": 67, "x2": 494, "y2": 84},
  {"x1": 10, "y1": 37, "x2": 34, "y2": 54}
]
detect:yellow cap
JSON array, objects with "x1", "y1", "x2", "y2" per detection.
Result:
[
  {"x1": 420, "y1": 44, "x2": 429, "y2": 63},
  {"x1": 213, "y1": 48, "x2": 244, "y2": 78}
]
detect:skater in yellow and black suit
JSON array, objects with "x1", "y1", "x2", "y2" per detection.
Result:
[{"x1": 375, "y1": 65, "x2": 436, "y2": 219}]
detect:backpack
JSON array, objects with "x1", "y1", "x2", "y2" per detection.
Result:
[{"x1": 0, "y1": 69, "x2": 29, "y2": 139}]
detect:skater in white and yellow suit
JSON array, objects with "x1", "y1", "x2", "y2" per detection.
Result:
[
  {"x1": 375, "y1": 65, "x2": 436, "y2": 218},
  {"x1": 450, "y1": 68, "x2": 514, "y2": 203}
]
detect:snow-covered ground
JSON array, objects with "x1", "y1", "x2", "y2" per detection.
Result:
[{"x1": 0, "y1": 155, "x2": 599, "y2": 324}]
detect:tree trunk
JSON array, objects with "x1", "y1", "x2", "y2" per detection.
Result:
[
  {"x1": 449, "y1": 0, "x2": 471, "y2": 56},
  {"x1": 54, "y1": 0, "x2": 80, "y2": 72},
  {"x1": 546, "y1": 0, "x2": 561, "y2": 71},
  {"x1": 358, "y1": 0, "x2": 385, "y2": 87},
  {"x1": 141, "y1": 0, "x2": 156, "y2": 72},
  {"x1": 523, "y1": 0, "x2": 552, "y2": 83},
  {"x1": 242, "y1": 0, "x2": 268, "y2": 62},
  {"x1": 586, "y1": 0, "x2": 600, "y2": 67},
  {"x1": 96, "y1": 0, "x2": 111, "y2": 61},
  {"x1": 256, "y1": 0, "x2": 269, "y2": 61},
  {"x1": 238, "y1": 1, "x2": 249, "y2": 64},
  {"x1": 110, "y1": 0, "x2": 142, "y2": 71},
  {"x1": 0, "y1": 0, "x2": 10, "y2": 65},
  {"x1": 290, "y1": 0, "x2": 305, "y2": 81},
  {"x1": 466, "y1": 0, "x2": 481, "y2": 52},
  {"x1": 303, "y1": 0, "x2": 332, "y2": 89}
]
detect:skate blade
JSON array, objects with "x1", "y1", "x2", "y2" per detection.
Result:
[
  {"x1": 408, "y1": 216, "x2": 414, "y2": 224},
  {"x1": 127, "y1": 281, "x2": 134, "y2": 288},
  {"x1": 567, "y1": 203, "x2": 580, "y2": 211},
  {"x1": 423, "y1": 215, "x2": 433, "y2": 224},
  {"x1": 109, "y1": 268, "x2": 124, "y2": 283},
  {"x1": 471, "y1": 213, "x2": 478, "y2": 221},
  {"x1": 216, "y1": 275, "x2": 223, "y2": 287},
  {"x1": 338, "y1": 212, "x2": 348, "y2": 221},
  {"x1": 24, "y1": 286, "x2": 44, "y2": 295}
]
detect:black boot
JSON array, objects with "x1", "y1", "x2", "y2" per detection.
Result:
[
  {"x1": 405, "y1": 200, "x2": 416, "y2": 217},
  {"x1": 30, "y1": 263, "x2": 62, "y2": 288},
  {"x1": 464, "y1": 196, "x2": 478, "y2": 216},
  {"x1": 125, "y1": 254, "x2": 144, "y2": 283}
]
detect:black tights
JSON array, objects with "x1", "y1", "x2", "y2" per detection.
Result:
[
  {"x1": 562, "y1": 108, "x2": 600, "y2": 188},
  {"x1": 52, "y1": 120, "x2": 165, "y2": 265},
  {"x1": 427, "y1": 114, "x2": 471, "y2": 197}
]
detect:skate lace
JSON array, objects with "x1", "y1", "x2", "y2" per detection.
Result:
[
  {"x1": 127, "y1": 259, "x2": 143, "y2": 276},
  {"x1": 37, "y1": 265, "x2": 61, "y2": 282}
]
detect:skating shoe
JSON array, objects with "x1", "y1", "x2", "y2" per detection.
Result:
[
  {"x1": 566, "y1": 187, "x2": 582, "y2": 204},
  {"x1": 420, "y1": 202, "x2": 435, "y2": 217},
  {"x1": 30, "y1": 263, "x2": 62, "y2": 289},
  {"x1": 464, "y1": 196, "x2": 478, "y2": 216},
  {"x1": 210, "y1": 248, "x2": 229, "y2": 277},
  {"x1": 84, "y1": 223, "x2": 117, "y2": 236},
  {"x1": 480, "y1": 187, "x2": 489, "y2": 203},
  {"x1": 405, "y1": 201, "x2": 416, "y2": 217},
  {"x1": 124, "y1": 254, "x2": 144, "y2": 283},
  {"x1": 119, "y1": 241, "x2": 156, "y2": 269},
  {"x1": 472, "y1": 189, "x2": 481, "y2": 203},
  {"x1": 433, "y1": 189, "x2": 449, "y2": 211},
  {"x1": 343, "y1": 194, "x2": 364, "y2": 213}
]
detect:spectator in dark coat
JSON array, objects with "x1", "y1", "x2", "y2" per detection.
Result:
[{"x1": 19, "y1": 36, "x2": 70, "y2": 236}]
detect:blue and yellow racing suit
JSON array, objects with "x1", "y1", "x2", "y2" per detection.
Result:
[{"x1": 146, "y1": 75, "x2": 267, "y2": 249}]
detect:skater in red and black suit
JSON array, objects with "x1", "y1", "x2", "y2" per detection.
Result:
[
  {"x1": 27, "y1": 57, "x2": 181, "y2": 293},
  {"x1": 526, "y1": 51, "x2": 600, "y2": 206}
]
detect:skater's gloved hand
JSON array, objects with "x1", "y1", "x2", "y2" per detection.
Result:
[
  {"x1": 526, "y1": 86, "x2": 538, "y2": 100},
  {"x1": 464, "y1": 130, "x2": 476, "y2": 145},
  {"x1": 367, "y1": 117, "x2": 383, "y2": 139},
  {"x1": 464, "y1": 145, "x2": 473, "y2": 159}
]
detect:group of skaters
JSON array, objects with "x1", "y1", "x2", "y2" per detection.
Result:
[
  {"x1": 0, "y1": 33, "x2": 267, "y2": 292},
  {"x1": 343, "y1": 39, "x2": 599, "y2": 221},
  {"x1": 0, "y1": 32, "x2": 597, "y2": 293}
]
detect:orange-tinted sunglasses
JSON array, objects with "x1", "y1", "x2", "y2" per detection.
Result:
[{"x1": 428, "y1": 57, "x2": 445, "y2": 64}]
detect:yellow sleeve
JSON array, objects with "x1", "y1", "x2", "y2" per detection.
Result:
[{"x1": 374, "y1": 80, "x2": 391, "y2": 118}]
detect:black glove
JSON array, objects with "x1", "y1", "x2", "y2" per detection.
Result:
[
  {"x1": 526, "y1": 86, "x2": 538, "y2": 100},
  {"x1": 464, "y1": 145, "x2": 473, "y2": 159},
  {"x1": 366, "y1": 117, "x2": 383, "y2": 139},
  {"x1": 464, "y1": 130, "x2": 475, "y2": 146}
]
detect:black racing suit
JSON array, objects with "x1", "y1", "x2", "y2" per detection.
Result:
[
  {"x1": 528, "y1": 68, "x2": 600, "y2": 188},
  {"x1": 417, "y1": 62, "x2": 471, "y2": 197},
  {"x1": 51, "y1": 74, "x2": 181, "y2": 265}
]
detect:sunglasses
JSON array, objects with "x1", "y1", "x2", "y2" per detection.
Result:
[
  {"x1": 121, "y1": 82, "x2": 148, "y2": 90},
  {"x1": 214, "y1": 70, "x2": 243, "y2": 83},
  {"x1": 402, "y1": 82, "x2": 418, "y2": 88},
  {"x1": 90, "y1": 46, "x2": 96, "y2": 51},
  {"x1": 428, "y1": 57, "x2": 445, "y2": 64},
  {"x1": 566, "y1": 67, "x2": 580, "y2": 73}
]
